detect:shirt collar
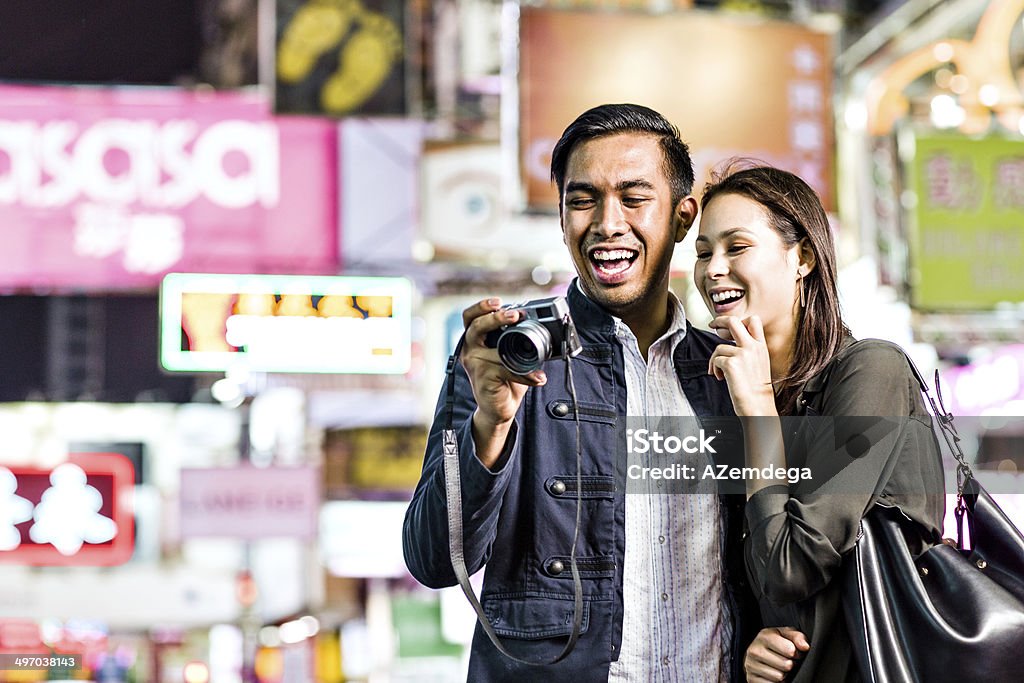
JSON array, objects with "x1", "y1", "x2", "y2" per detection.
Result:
[{"x1": 572, "y1": 281, "x2": 688, "y2": 349}]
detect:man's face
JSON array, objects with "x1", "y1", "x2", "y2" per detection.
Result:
[{"x1": 560, "y1": 132, "x2": 692, "y2": 317}]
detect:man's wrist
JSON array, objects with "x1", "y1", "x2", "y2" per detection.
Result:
[{"x1": 471, "y1": 411, "x2": 515, "y2": 471}]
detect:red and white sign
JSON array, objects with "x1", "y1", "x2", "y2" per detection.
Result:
[
  {"x1": 179, "y1": 466, "x2": 320, "y2": 540},
  {"x1": 0, "y1": 84, "x2": 338, "y2": 290},
  {"x1": 0, "y1": 453, "x2": 135, "y2": 566}
]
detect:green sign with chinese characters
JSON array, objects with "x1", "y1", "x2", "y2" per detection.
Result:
[{"x1": 909, "y1": 134, "x2": 1024, "y2": 310}]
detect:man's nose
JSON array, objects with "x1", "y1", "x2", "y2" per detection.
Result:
[{"x1": 591, "y1": 199, "x2": 628, "y2": 237}]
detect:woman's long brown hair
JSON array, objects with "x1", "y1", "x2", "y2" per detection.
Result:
[{"x1": 700, "y1": 161, "x2": 850, "y2": 415}]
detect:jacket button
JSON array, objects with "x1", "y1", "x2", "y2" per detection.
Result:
[
  {"x1": 550, "y1": 480, "x2": 567, "y2": 495},
  {"x1": 552, "y1": 402, "x2": 570, "y2": 417},
  {"x1": 548, "y1": 560, "x2": 565, "y2": 575}
]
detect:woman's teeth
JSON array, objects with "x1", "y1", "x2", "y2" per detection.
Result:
[{"x1": 711, "y1": 290, "x2": 744, "y2": 303}]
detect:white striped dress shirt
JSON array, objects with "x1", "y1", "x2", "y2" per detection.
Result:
[{"x1": 606, "y1": 293, "x2": 732, "y2": 683}]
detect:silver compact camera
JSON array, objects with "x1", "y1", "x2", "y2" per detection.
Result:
[{"x1": 484, "y1": 296, "x2": 582, "y2": 374}]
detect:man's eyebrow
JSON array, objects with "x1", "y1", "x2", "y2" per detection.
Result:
[
  {"x1": 694, "y1": 227, "x2": 751, "y2": 243},
  {"x1": 615, "y1": 179, "x2": 656, "y2": 192},
  {"x1": 564, "y1": 179, "x2": 656, "y2": 194},
  {"x1": 564, "y1": 180, "x2": 597, "y2": 195}
]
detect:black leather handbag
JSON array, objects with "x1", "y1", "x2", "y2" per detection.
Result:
[{"x1": 843, "y1": 369, "x2": 1024, "y2": 683}]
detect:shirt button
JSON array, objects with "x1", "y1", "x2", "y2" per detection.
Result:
[
  {"x1": 661, "y1": 656, "x2": 670, "y2": 666},
  {"x1": 661, "y1": 592, "x2": 668, "y2": 601},
  {"x1": 658, "y1": 535, "x2": 666, "y2": 544},
  {"x1": 550, "y1": 480, "x2": 566, "y2": 495}
]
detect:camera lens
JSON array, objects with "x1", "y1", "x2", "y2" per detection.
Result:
[{"x1": 497, "y1": 320, "x2": 551, "y2": 374}]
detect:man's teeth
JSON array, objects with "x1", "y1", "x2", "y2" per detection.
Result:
[
  {"x1": 711, "y1": 290, "x2": 744, "y2": 303},
  {"x1": 592, "y1": 249, "x2": 636, "y2": 261}
]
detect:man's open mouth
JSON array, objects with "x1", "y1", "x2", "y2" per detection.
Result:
[{"x1": 589, "y1": 248, "x2": 639, "y2": 276}]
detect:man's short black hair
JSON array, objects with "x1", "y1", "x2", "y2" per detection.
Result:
[{"x1": 549, "y1": 103, "x2": 695, "y2": 206}]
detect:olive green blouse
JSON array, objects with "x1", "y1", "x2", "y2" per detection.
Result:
[{"x1": 744, "y1": 338, "x2": 947, "y2": 683}]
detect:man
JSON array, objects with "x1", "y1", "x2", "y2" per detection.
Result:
[{"x1": 403, "y1": 104, "x2": 758, "y2": 681}]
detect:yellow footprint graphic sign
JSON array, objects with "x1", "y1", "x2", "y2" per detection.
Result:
[{"x1": 275, "y1": 0, "x2": 404, "y2": 116}]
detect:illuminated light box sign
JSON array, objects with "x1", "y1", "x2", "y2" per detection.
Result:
[
  {"x1": 179, "y1": 466, "x2": 320, "y2": 540},
  {"x1": 0, "y1": 453, "x2": 135, "y2": 566},
  {"x1": 160, "y1": 273, "x2": 413, "y2": 374}
]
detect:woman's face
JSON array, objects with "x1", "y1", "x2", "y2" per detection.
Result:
[{"x1": 694, "y1": 193, "x2": 803, "y2": 339}]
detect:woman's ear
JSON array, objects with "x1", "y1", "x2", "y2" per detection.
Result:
[{"x1": 797, "y1": 238, "x2": 817, "y2": 277}]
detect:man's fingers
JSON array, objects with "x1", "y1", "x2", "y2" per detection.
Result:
[
  {"x1": 464, "y1": 305, "x2": 520, "y2": 347},
  {"x1": 462, "y1": 297, "x2": 502, "y2": 328},
  {"x1": 504, "y1": 368, "x2": 547, "y2": 387}
]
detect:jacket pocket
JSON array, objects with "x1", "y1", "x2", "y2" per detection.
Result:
[
  {"x1": 482, "y1": 592, "x2": 591, "y2": 640},
  {"x1": 545, "y1": 399, "x2": 617, "y2": 425},
  {"x1": 541, "y1": 554, "x2": 615, "y2": 579},
  {"x1": 544, "y1": 474, "x2": 615, "y2": 500}
]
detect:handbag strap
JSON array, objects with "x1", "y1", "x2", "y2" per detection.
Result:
[{"x1": 897, "y1": 351, "x2": 975, "y2": 544}]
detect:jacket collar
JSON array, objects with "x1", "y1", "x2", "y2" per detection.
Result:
[{"x1": 566, "y1": 278, "x2": 620, "y2": 342}]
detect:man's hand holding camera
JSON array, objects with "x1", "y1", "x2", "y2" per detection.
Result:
[{"x1": 462, "y1": 298, "x2": 549, "y2": 470}]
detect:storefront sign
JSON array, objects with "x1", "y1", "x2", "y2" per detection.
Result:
[
  {"x1": 908, "y1": 134, "x2": 1024, "y2": 309},
  {"x1": 160, "y1": 273, "x2": 412, "y2": 374},
  {"x1": 518, "y1": 9, "x2": 834, "y2": 210},
  {"x1": 179, "y1": 466, "x2": 320, "y2": 539},
  {"x1": 940, "y1": 345, "x2": 1024, "y2": 415},
  {"x1": 0, "y1": 84, "x2": 338, "y2": 290},
  {"x1": 0, "y1": 453, "x2": 135, "y2": 566},
  {"x1": 319, "y1": 501, "x2": 407, "y2": 577}
]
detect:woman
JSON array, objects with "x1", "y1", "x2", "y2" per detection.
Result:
[{"x1": 693, "y1": 163, "x2": 946, "y2": 682}]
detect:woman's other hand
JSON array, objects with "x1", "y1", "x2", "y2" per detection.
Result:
[{"x1": 744, "y1": 626, "x2": 810, "y2": 682}]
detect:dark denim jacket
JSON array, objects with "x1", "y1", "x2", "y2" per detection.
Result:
[{"x1": 403, "y1": 284, "x2": 760, "y2": 681}]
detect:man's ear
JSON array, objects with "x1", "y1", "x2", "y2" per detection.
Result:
[
  {"x1": 674, "y1": 196, "x2": 698, "y2": 243},
  {"x1": 797, "y1": 238, "x2": 817, "y2": 276}
]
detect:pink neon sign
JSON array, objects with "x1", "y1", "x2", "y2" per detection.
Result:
[{"x1": 0, "y1": 84, "x2": 338, "y2": 290}]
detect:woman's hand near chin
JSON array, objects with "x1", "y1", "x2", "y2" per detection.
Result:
[{"x1": 707, "y1": 314, "x2": 776, "y2": 416}]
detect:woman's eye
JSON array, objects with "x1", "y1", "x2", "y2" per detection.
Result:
[
  {"x1": 695, "y1": 252, "x2": 711, "y2": 260},
  {"x1": 728, "y1": 245, "x2": 749, "y2": 254}
]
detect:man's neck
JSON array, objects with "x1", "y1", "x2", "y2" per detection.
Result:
[
  {"x1": 572, "y1": 281, "x2": 678, "y2": 360},
  {"x1": 620, "y1": 296, "x2": 672, "y2": 361}
]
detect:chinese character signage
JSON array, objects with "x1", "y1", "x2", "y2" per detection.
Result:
[
  {"x1": 518, "y1": 9, "x2": 833, "y2": 210},
  {"x1": 160, "y1": 273, "x2": 413, "y2": 374},
  {"x1": 0, "y1": 84, "x2": 338, "y2": 290},
  {"x1": 909, "y1": 134, "x2": 1024, "y2": 309},
  {"x1": 0, "y1": 454, "x2": 134, "y2": 566}
]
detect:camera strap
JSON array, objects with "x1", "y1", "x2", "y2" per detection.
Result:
[{"x1": 442, "y1": 336, "x2": 584, "y2": 665}]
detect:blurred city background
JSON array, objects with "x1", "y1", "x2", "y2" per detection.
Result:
[{"x1": 0, "y1": 0, "x2": 1022, "y2": 681}]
